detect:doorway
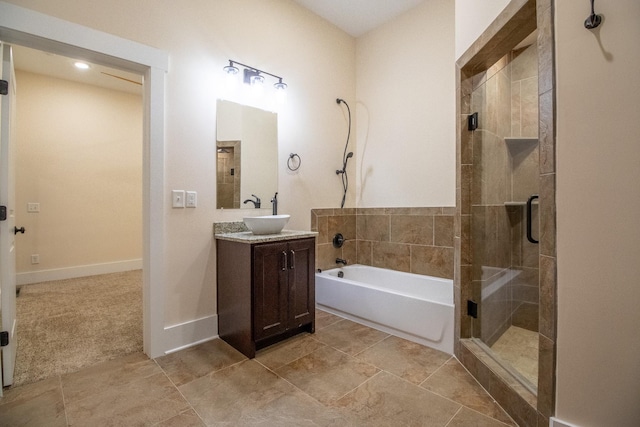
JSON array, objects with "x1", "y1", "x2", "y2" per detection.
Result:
[
  {"x1": 10, "y1": 45, "x2": 144, "y2": 385},
  {"x1": 0, "y1": 2, "x2": 169, "y2": 370}
]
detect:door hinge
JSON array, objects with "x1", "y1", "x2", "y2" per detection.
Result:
[
  {"x1": 0, "y1": 331, "x2": 8, "y2": 347},
  {"x1": 0, "y1": 205, "x2": 6, "y2": 221},
  {"x1": 0, "y1": 79, "x2": 8, "y2": 95},
  {"x1": 467, "y1": 300, "x2": 478, "y2": 318}
]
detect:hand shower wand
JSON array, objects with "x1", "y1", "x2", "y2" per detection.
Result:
[{"x1": 336, "y1": 98, "x2": 352, "y2": 208}]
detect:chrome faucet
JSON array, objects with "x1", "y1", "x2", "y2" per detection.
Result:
[
  {"x1": 243, "y1": 194, "x2": 261, "y2": 208},
  {"x1": 336, "y1": 258, "x2": 347, "y2": 265},
  {"x1": 271, "y1": 192, "x2": 278, "y2": 215}
]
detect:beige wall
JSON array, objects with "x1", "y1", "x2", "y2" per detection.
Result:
[
  {"x1": 555, "y1": 0, "x2": 640, "y2": 425},
  {"x1": 15, "y1": 70, "x2": 142, "y2": 278},
  {"x1": 455, "y1": 0, "x2": 511, "y2": 59},
  {"x1": 355, "y1": 0, "x2": 455, "y2": 208},
  {"x1": 5, "y1": 0, "x2": 356, "y2": 327}
]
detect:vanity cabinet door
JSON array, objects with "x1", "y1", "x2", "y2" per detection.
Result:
[
  {"x1": 253, "y1": 241, "x2": 289, "y2": 342},
  {"x1": 287, "y1": 238, "x2": 315, "y2": 330}
]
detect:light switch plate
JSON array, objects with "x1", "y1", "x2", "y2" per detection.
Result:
[
  {"x1": 186, "y1": 191, "x2": 197, "y2": 208},
  {"x1": 172, "y1": 190, "x2": 185, "y2": 208},
  {"x1": 27, "y1": 202, "x2": 40, "y2": 213}
]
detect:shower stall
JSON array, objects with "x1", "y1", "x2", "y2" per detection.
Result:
[{"x1": 468, "y1": 37, "x2": 540, "y2": 392}]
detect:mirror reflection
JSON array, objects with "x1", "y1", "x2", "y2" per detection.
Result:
[{"x1": 216, "y1": 100, "x2": 278, "y2": 209}]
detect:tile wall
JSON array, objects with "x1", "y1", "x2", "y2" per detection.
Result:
[
  {"x1": 456, "y1": 0, "x2": 558, "y2": 425},
  {"x1": 311, "y1": 207, "x2": 455, "y2": 279},
  {"x1": 469, "y1": 41, "x2": 540, "y2": 346}
]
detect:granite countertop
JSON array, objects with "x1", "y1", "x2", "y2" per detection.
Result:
[{"x1": 213, "y1": 221, "x2": 317, "y2": 243}]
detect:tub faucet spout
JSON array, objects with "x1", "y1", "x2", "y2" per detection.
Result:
[{"x1": 336, "y1": 258, "x2": 347, "y2": 265}]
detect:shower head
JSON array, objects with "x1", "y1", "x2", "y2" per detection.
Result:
[
  {"x1": 336, "y1": 98, "x2": 344, "y2": 105},
  {"x1": 346, "y1": 152, "x2": 353, "y2": 159}
]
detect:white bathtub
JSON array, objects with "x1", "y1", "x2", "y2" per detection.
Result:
[{"x1": 316, "y1": 264, "x2": 454, "y2": 354}]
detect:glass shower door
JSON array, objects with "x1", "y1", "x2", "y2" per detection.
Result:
[{"x1": 469, "y1": 38, "x2": 540, "y2": 392}]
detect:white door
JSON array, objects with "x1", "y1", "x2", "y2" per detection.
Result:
[{"x1": 0, "y1": 42, "x2": 18, "y2": 389}]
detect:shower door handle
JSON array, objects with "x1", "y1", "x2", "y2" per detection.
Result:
[{"x1": 526, "y1": 194, "x2": 539, "y2": 244}]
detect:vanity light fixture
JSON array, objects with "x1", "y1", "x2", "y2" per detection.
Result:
[{"x1": 223, "y1": 59, "x2": 287, "y2": 91}]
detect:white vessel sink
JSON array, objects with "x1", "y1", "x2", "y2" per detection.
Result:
[{"x1": 243, "y1": 214, "x2": 290, "y2": 235}]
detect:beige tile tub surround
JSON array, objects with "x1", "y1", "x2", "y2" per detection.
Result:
[{"x1": 311, "y1": 207, "x2": 455, "y2": 278}]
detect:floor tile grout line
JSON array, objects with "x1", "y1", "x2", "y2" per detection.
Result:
[
  {"x1": 417, "y1": 356, "x2": 517, "y2": 427},
  {"x1": 444, "y1": 406, "x2": 465, "y2": 427},
  {"x1": 253, "y1": 357, "x2": 334, "y2": 410},
  {"x1": 330, "y1": 369, "x2": 385, "y2": 404},
  {"x1": 152, "y1": 358, "x2": 208, "y2": 426},
  {"x1": 418, "y1": 355, "x2": 456, "y2": 387},
  {"x1": 58, "y1": 375, "x2": 70, "y2": 427}
]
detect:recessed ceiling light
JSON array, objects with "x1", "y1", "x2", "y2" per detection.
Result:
[{"x1": 74, "y1": 61, "x2": 90, "y2": 70}]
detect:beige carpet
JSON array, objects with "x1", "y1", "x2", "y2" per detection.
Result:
[{"x1": 12, "y1": 270, "x2": 142, "y2": 387}]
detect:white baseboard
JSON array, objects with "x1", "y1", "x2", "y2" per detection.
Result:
[
  {"x1": 162, "y1": 315, "x2": 218, "y2": 355},
  {"x1": 17, "y1": 259, "x2": 143, "y2": 285},
  {"x1": 550, "y1": 417, "x2": 581, "y2": 427}
]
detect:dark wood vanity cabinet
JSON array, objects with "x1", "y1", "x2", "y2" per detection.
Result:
[{"x1": 217, "y1": 237, "x2": 315, "y2": 358}]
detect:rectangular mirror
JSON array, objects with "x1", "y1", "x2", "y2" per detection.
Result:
[{"x1": 216, "y1": 100, "x2": 278, "y2": 209}]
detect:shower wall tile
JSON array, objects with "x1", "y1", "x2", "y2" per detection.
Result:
[
  {"x1": 539, "y1": 90, "x2": 555, "y2": 174},
  {"x1": 537, "y1": 333, "x2": 556, "y2": 418},
  {"x1": 342, "y1": 240, "x2": 357, "y2": 267},
  {"x1": 312, "y1": 208, "x2": 455, "y2": 279},
  {"x1": 327, "y1": 214, "x2": 356, "y2": 242},
  {"x1": 511, "y1": 44, "x2": 538, "y2": 81},
  {"x1": 539, "y1": 173, "x2": 556, "y2": 257},
  {"x1": 510, "y1": 82, "x2": 522, "y2": 137},
  {"x1": 411, "y1": 246, "x2": 454, "y2": 279},
  {"x1": 434, "y1": 216, "x2": 454, "y2": 247},
  {"x1": 510, "y1": 140, "x2": 540, "y2": 202},
  {"x1": 472, "y1": 131, "x2": 510, "y2": 205},
  {"x1": 461, "y1": 165, "x2": 472, "y2": 216},
  {"x1": 538, "y1": 254, "x2": 556, "y2": 340},
  {"x1": 372, "y1": 241, "x2": 410, "y2": 272},
  {"x1": 520, "y1": 78, "x2": 539, "y2": 137},
  {"x1": 390, "y1": 215, "x2": 434, "y2": 245},
  {"x1": 315, "y1": 214, "x2": 328, "y2": 244},
  {"x1": 357, "y1": 214, "x2": 389, "y2": 241},
  {"x1": 511, "y1": 302, "x2": 539, "y2": 332},
  {"x1": 537, "y1": 5, "x2": 554, "y2": 96},
  {"x1": 497, "y1": 69, "x2": 513, "y2": 138},
  {"x1": 356, "y1": 240, "x2": 372, "y2": 266}
]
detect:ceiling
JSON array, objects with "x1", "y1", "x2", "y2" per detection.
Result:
[
  {"x1": 293, "y1": 0, "x2": 426, "y2": 37},
  {"x1": 11, "y1": 1, "x2": 426, "y2": 93},
  {"x1": 12, "y1": 44, "x2": 143, "y2": 95}
]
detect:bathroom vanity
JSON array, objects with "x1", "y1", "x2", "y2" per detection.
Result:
[{"x1": 215, "y1": 224, "x2": 316, "y2": 358}]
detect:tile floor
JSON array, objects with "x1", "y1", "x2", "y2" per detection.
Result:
[
  {"x1": 0, "y1": 309, "x2": 517, "y2": 426},
  {"x1": 491, "y1": 326, "x2": 539, "y2": 386}
]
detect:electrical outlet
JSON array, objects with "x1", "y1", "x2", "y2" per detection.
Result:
[
  {"x1": 172, "y1": 190, "x2": 185, "y2": 208},
  {"x1": 31, "y1": 254, "x2": 40, "y2": 264},
  {"x1": 186, "y1": 191, "x2": 197, "y2": 208},
  {"x1": 27, "y1": 202, "x2": 40, "y2": 213}
]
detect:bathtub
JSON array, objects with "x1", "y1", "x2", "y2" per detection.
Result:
[{"x1": 316, "y1": 264, "x2": 454, "y2": 354}]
